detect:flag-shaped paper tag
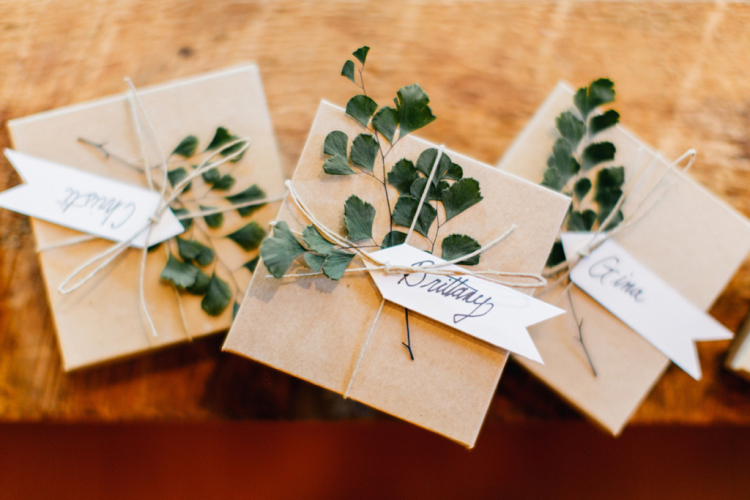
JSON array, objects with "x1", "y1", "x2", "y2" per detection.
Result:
[
  {"x1": 0, "y1": 149, "x2": 184, "y2": 248},
  {"x1": 562, "y1": 233, "x2": 733, "y2": 379},
  {"x1": 365, "y1": 244, "x2": 564, "y2": 363}
]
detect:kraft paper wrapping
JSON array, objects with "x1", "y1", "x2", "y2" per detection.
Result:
[
  {"x1": 224, "y1": 101, "x2": 570, "y2": 447},
  {"x1": 7, "y1": 65, "x2": 286, "y2": 371},
  {"x1": 497, "y1": 82, "x2": 750, "y2": 435}
]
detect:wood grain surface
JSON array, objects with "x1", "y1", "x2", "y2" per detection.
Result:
[{"x1": 1, "y1": 0, "x2": 750, "y2": 426}]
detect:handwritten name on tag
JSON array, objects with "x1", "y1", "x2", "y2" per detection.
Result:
[
  {"x1": 0, "y1": 149, "x2": 185, "y2": 248},
  {"x1": 365, "y1": 244, "x2": 564, "y2": 363},
  {"x1": 563, "y1": 235, "x2": 733, "y2": 380}
]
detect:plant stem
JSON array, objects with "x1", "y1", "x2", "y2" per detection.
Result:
[
  {"x1": 401, "y1": 308, "x2": 414, "y2": 360},
  {"x1": 567, "y1": 288, "x2": 596, "y2": 377}
]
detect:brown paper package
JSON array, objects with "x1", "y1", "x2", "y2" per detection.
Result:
[
  {"x1": 224, "y1": 101, "x2": 570, "y2": 447},
  {"x1": 497, "y1": 82, "x2": 750, "y2": 435},
  {"x1": 7, "y1": 65, "x2": 286, "y2": 371}
]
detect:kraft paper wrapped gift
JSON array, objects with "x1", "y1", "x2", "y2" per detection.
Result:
[
  {"x1": 224, "y1": 100, "x2": 571, "y2": 447},
  {"x1": 497, "y1": 82, "x2": 750, "y2": 435},
  {"x1": 5, "y1": 65, "x2": 286, "y2": 371}
]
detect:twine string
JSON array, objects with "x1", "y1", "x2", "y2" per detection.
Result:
[
  {"x1": 41, "y1": 80, "x2": 283, "y2": 340},
  {"x1": 271, "y1": 144, "x2": 547, "y2": 398},
  {"x1": 542, "y1": 148, "x2": 697, "y2": 294}
]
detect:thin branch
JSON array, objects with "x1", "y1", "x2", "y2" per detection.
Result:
[
  {"x1": 567, "y1": 288, "x2": 597, "y2": 377},
  {"x1": 78, "y1": 137, "x2": 165, "y2": 173},
  {"x1": 401, "y1": 308, "x2": 414, "y2": 361}
]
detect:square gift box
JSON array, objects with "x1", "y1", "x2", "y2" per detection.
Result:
[
  {"x1": 497, "y1": 82, "x2": 750, "y2": 434},
  {"x1": 5, "y1": 64, "x2": 286, "y2": 371},
  {"x1": 224, "y1": 100, "x2": 571, "y2": 447}
]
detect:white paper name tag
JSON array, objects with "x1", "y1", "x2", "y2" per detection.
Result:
[
  {"x1": 563, "y1": 234, "x2": 733, "y2": 380},
  {"x1": 365, "y1": 244, "x2": 564, "y2": 363},
  {"x1": 0, "y1": 149, "x2": 185, "y2": 248}
]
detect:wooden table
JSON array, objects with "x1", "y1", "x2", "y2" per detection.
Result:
[{"x1": 2, "y1": 0, "x2": 750, "y2": 427}]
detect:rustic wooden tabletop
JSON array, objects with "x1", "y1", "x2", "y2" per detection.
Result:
[{"x1": 1, "y1": 0, "x2": 750, "y2": 426}]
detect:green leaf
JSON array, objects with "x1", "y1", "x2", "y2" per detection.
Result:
[
  {"x1": 206, "y1": 127, "x2": 245, "y2": 161},
  {"x1": 227, "y1": 221, "x2": 266, "y2": 251},
  {"x1": 186, "y1": 268, "x2": 211, "y2": 295},
  {"x1": 556, "y1": 111, "x2": 585, "y2": 148},
  {"x1": 199, "y1": 205, "x2": 223, "y2": 228},
  {"x1": 575, "y1": 78, "x2": 615, "y2": 119},
  {"x1": 542, "y1": 138, "x2": 580, "y2": 190},
  {"x1": 349, "y1": 134, "x2": 378, "y2": 171},
  {"x1": 381, "y1": 230, "x2": 408, "y2": 248},
  {"x1": 172, "y1": 135, "x2": 199, "y2": 157},
  {"x1": 594, "y1": 166, "x2": 625, "y2": 227},
  {"x1": 574, "y1": 178, "x2": 592, "y2": 201},
  {"x1": 233, "y1": 301, "x2": 241, "y2": 319},
  {"x1": 550, "y1": 139, "x2": 580, "y2": 179},
  {"x1": 392, "y1": 195, "x2": 437, "y2": 237},
  {"x1": 322, "y1": 155, "x2": 355, "y2": 175},
  {"x1": 567, "y1": 210, "x2": 597, "y2": 232},
  {"x1": 590, "y1": 109, "x2": 620, "y2": 135},
  {"x1": 441, "y1": 234, "x2": 481, "y2": 265},
  {"x1": 226, "y1": 184, "x2": 267, "y2": 216},
  {"x1": 168, "y1": 167, "x2": 192, "y2": 193},
  {"x1": 201, "y1": 167, "x2": 221, "y2": 184},
  {"x1": 352, "y1": 46, "x2": 370, "y2": 65},
  {"x1": 212, "y1": 174, "x2": 236, "y2": 191},
  {"x1": 582, "y1": 142, "x2": 616, "y2": 171},
  {"x1": 372, "y1": 106, "x2": 399, "y2": 144},
  {"x1": 415, "y1": 148, "x2": 454, "y2": 186},
  {"x1": 540, "y1": 167, "x2": 564, "y2": 192},
  {"x1": 176, "y1": 238, "x2": 215, "y2": 266},
  {"x1": 588, "y1": 78, "x2": 616, "y2": 110},
  {"x1": 409, "y1": 177, "x2": 449, "y2": 201},
  {"x1": 201, "y1": 273, "x2": 232, "y2": 316},
  {"x1": 387, "y1": 159, "x2": 419, "y2": 195},
  {"x1": 573, "y1": 87, "x2": 590, "y2": 121},
  {"x1": 322, "y1": 249, "x2": 356, "y2": 280},
  {"x1": 444, "y1": 162, "x2": 463, "y2": 181},
  {"x1": 324, "y1": 131, "x2": 348, "y2": 157},
  {"x1": 545, "y1": 241, "x2": 566, "y2": 268},
  {"x1": 260, "y1": 221, "x2": 306, "y2": 279},
  {"x1": 341, "y1": 60, "x2": 356, "y2": 83},
  {"x1": 441, "y1": 178, "x2": 483, "y2": 221},
  {"x1": 304, "y1": 252, "x2": 326, "y2": 272},
  {"x1": 302, "y1": 225, "x2": 334, "y2": 255},
  {"x1": 346, "y1": 95, "x2": 378, "y2": 128},
  {"x1": 344, "y1": 195, "x2": 376, "y2": 241},
  {"x1": 394, "y1": 84, "x2": 436, "y2": 138},
  {"x1": 172, "y1": 207, "x2": 193, "y2": 230},
  {"x1": 207, "y1": 126, "x2": 237, "y2": 150},
  {"x1": 602, "y1": 209, "x2": 624, "y2": 230},
  {"x1": 242, "y1": 256, "x2": 259, "y2": 273},
  {"x1": 160, "y1": 254, "x2": 198, "y2": 288}
]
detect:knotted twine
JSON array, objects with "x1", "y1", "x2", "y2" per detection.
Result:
[
  {"x1": 37, "y1": 80, "x2": 285, "y2": 339},
  {"x1": 266, "y1": 145, "x2": 550, "y2": 398},
  {"x1": 543, "y1": 147, "x2": 697, "y2": 299}
]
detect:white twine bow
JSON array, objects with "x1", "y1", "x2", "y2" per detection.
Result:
[{"x1": 39, "y1": 80, "x2": 284, "y2": 339}]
